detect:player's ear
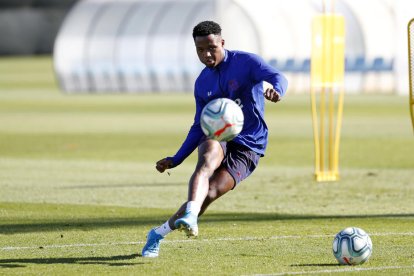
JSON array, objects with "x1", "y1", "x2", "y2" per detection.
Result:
[{"x1": 221, "y1": 39, "x2": 225, "y2": 46}]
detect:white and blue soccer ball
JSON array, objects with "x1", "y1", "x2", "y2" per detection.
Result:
[
  {"x1": 200, "y1": 98, "x2": 244, "y2": 141},
  {"x1": 332, "y1": 227, "x2": 373, "y2": 265}
]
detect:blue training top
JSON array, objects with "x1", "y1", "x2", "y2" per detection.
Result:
[{"x1": 170, "y1": 49, "x2": 288, "y2": 167}]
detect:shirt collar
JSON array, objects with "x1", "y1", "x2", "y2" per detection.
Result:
[{"x1": 215, "y1": 49, "x2": 229, "y2": 70}]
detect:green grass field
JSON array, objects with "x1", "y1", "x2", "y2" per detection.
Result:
[{"x1": 0, "y1": 56, "x2": 414, "y2": 275}]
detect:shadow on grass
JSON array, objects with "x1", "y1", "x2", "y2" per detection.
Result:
[
  {"x1": 0, "y1": 254, "x2": 142, "y2": 268},
  {"x1": 1, "y1": 212, "x2": 413, "y2": 234}
]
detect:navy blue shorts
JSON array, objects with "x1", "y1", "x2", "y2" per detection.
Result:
[{"x1": 219, "y1": 141, "x2": 260, "y2": 186}]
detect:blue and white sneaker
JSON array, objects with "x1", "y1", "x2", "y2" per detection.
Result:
[
  {"x1": 174, "y1": 211, "x2": 198, "y2": 237},
  {"x1": 141, "y1": 228, "x2": 164, "y2": 257}
]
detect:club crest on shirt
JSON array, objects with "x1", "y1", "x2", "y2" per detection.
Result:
[{"x1": 228, "y1": 79, "x2": 239, "y2": 92}]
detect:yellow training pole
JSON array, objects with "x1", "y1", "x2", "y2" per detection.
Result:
[
  {"x1": 310, "y1": 13, "x2": 345, "y2": 182},
  {"x1": 408, "y1": 18, "x2": 414, "y2": 133}
]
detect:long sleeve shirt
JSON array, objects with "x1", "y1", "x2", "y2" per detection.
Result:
[{"x1": 170, "y1": 49, "x2": 288, "y2": 166}]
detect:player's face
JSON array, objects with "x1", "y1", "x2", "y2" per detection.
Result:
[{"x1": 194, "y1": 34, "x2": 225, "y2": 68}]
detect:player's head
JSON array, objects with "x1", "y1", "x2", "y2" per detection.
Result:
[{"x1": 192, "y1": 21, "x2": 225, "y2": 68}]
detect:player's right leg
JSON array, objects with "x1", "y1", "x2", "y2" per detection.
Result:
[
  {"x1": 199, "y1": 141, "x2": 260, "y2": 215},
  {"x1": 142, "y1": 139, "x2": 224, "y2": 256}
]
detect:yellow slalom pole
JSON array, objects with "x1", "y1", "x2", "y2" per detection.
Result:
[
  {"x1": 310, "y1": 12, "x2": 345, "y2": 182},
  {"x1": 328, "y1": 86, "x2": 334, "y2": 171},
  {"x1": 328, "y1": 13, "x2": 335, "y2": 172},
  {"x1": 408, "y1": 18, "x2": 414, "y2": 133}
]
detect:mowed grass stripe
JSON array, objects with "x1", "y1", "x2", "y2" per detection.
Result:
[
  {"x1": 3, "y1": 232, "x2": 414, "y2": 251},
  {"x1": 249, "y1": 265, "x2": 414, "y2": 276}
]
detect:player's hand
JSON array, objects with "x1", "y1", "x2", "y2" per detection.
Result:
[
  {"x1": 264, "y1": 88, "x2": 281, "y2": 103},
  {"x1": 156, "y1": 158, "x2": 174, "y2": 173}
]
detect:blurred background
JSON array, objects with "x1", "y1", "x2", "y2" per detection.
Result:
[
  {"x1": 1, "y1": 0, "x2": 413, "y2": 95},
  {"x1": 0, "y1": 0, "x2": 76, "y2": 55}
]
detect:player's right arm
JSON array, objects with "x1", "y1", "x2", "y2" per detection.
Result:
[{"x1": 155, "y1": 93, "x2": 205, "y2": 172}]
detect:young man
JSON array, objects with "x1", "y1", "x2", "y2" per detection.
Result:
[{"x1": 141, "y1": 20, "x2": 288, "y2": 257}]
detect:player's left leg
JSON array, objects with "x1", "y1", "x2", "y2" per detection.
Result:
[{"x1": 199, "y1": 166, "x2": 235, "y2": 216}]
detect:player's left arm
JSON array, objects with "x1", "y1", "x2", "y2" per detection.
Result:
[{"x1": 248, "y1": 54, "x2": 288, "y2": 102}]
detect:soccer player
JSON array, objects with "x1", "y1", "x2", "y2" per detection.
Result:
[{"x1": 141, "y1": 20, "x2": 288, "y2": 257}]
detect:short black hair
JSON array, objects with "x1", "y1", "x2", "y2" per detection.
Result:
[{"x1": 192, "y1": 21, "x2": 221, "y2": 39}]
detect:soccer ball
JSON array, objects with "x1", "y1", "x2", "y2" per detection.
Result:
[
  {"x1": 200, "y1": 98, "x2": 244, "y2": 141},
  {"x1": 332, "y1": 227, "x2": 373, "y2": 265}
]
